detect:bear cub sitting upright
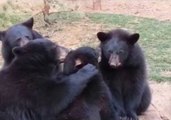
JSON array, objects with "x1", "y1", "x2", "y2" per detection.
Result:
[{"x1": 97, "y1": 29, "x2": 151, "y2": 120}]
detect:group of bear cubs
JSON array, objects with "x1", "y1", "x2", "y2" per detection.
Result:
[{"x1": 0, "y1": 17, "x2": 151, "y2": 120}]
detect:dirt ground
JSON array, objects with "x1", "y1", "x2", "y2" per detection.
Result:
[
  {"x1": 73, "y1": 0, "x2": 171, "y2": 21},
  {"x1": 0, "y1": 0, "x2": 171, "y2": 120}
]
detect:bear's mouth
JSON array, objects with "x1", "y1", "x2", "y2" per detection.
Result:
[
  {"x1": 75, "y1": 58, "x2": 85, "y2": 69},
  {"x1": 108, "y1": 54, "x2": 121, "y2": 68}
]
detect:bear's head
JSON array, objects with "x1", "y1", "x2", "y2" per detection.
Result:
[
  {"x1": 97, "y1": 29, "x2": 139, "y2": 68},
  {"x1": 12, "y1": 38, "x2": 59, "y2": 71},
  {"x1": 0, "y1": 17, "x2": 42, "y2": 66},
  {"x1": 64, "y1": 47, "x2": 99, "y2": 74},
  {"x1": 0, "y1": 17, "x2": 35, "y2": 46}
]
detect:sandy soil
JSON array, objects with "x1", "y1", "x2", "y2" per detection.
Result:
[{"x1": 73, "y1": 0, "x2": 171, "y2": 21}]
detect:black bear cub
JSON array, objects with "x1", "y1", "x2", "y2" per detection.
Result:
[
  {"x1": 0, "y1": 39, "x2": 98, "y2": 120},
  {"x1": 57, "y1": 47, "x2": 118, "y2": 120},
  {"x1": 0, "y1": 17, "x2": 69, "y2": 68},
  {"x1": 0, "y1": 17, "x2": 42, "y2": 67},
  {"x1": 97, "y1": 29, "x2": 151, "y2": 120}
]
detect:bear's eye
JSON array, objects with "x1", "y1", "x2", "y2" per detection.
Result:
[
  {"x1": 25, "y1": 36, "x2": 31, "y2": 40},
  {"x1": 119, "y1": 50, "x2": 124, "y2": 54}
]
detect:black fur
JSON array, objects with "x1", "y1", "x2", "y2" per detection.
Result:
[
  {"x1": 0, "y1": 39, "x2": 98, "y2": 120},
  {"x1": 0, "y1": 17, "x2": 42, "y2": 67},
  {"x1": 57, "y1": 47, "x2": 118, "y2": 120},
  {"x1": 97, "y1": 29, "x2": 151, "y2": 120}
]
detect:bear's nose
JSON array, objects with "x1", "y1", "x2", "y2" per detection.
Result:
[{"x1": 116, "y1": 51, "x2": 120, "y2": 55}]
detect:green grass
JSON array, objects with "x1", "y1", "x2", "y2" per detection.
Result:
[
  {"x1": 46, "y1": 11, "x2": 84, "y2": 23},
  {"x1": 0, "y1": 11, "x2": 170, "y2": 82},
  {"x1": 0, "y1": 1, "x2": 30, "y2": 29},
  {"x1": 87, "y1": 13, "x2": 171, "y2": 82},
  {"x1": 0, "y1": 12, "x2": 30, "y2": 29}
]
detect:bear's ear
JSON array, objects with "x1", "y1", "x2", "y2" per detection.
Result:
[
  {"x1": 128, "y1": 33, "x2": 140, "y2": 45},
  {"x1": 12, "y1": 47, "x2": 25, "y2": 56},
  {"x1": 97, "y1": 32, "x2": 109, "y2": 42},
  {"x1": 0, "y1": 31, "x2": 6, "y2": 41},
  {"x1": 22, "y1": 17, "x2": 34, "y2": 29}
]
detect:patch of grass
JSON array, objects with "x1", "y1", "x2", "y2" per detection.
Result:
[
  {"x1": 46, "y1": 11, "x2": 84, "y2": 23},
  {"x1": 0, "y1": 12, "x2": 30, "y2": 29},
  {"x1": 86, "y1": 13, "x2": 171, "y2": 82},
  {"x1": 87, "y1": 13, "x2": 139, "y2": 28},
  {"x1": 0, "y1": 1, "x2": 31, "y2": 29}
]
